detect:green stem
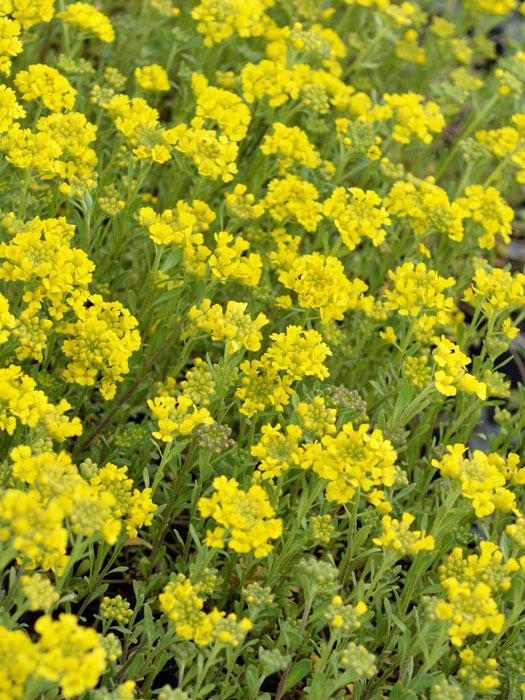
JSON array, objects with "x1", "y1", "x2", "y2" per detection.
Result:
[
  {"x1": 151, "y1": 441, "x2": 175, "y2": 497},
  {"x1": 274, "y1": 596, "x2": 313, "y2": 700},
  {"x1": 18, "y1": 169, "x2": 32, "y2": 219},
  {"x1": 57, "y1": 534, "x2": 85, "y2": 593},
  {"x1": 436, "y1": 93, "x2": 498, "y2": 181},
  {"x1": 390, "y1": 382, "x2": 435, "y2": 431},
  {"x1": 340, "y1": 489, "x2": 361, "y2": 585},
  {"x1": 193, "y1": 642, "x2": 223, "y2": 697},
  {"x1": 364, "y1": 554, "x2": 396, "y2": 603}
]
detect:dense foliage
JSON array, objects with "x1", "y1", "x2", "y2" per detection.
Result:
[{"x1": 1, "y1": 1, "x2": 525, "y2": 699}]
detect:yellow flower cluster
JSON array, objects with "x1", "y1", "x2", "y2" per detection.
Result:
[
  {"x1": 235, "y1": 358, "x2": 294, "y2": 418},
  {"x1": 159, "y1": 575, "x2": 213, "y2": 646},
  {"x1": 35, "y1": 112, "x2": 98, "y2": 196},
  {"x1": 439, "y1": 542, "x2": 519, "y2": 593},
  {"x1": 240, "y1": 59, "x2": 301, "y2": 108},
  {"x1": 191, "y1": 0, "x2": 267, "y2": 46},
  {"x1": 0, "y1": 19, "x2": 22, "y2": 75},
  {"x1": 261, "y1": 122, "x2": 321, "y2": 171},
  {"x1": 464, "y1": 265, "x2": 525, "y2": 316},
  {"x1": 264, "y1": 326, "x2": 332, "y2": 380},
  {"x1": 59, "y1": 295, "x2": 141, "y2": 400},
  {"x1": 263, "y1": 174, "x2": 322, "y2": 231},
  {"x1": 107, "y1": 95, "x2": 173, "y2": 163},
  {"x1": 373, "y1": 512, "x2": 435, "y2": 555},
  {"x1": 227, "y1": 323, "x2": 334, "y2": 419},
  {"x1": 384, "y1": 262, "x2": 456, "y2": 334},
  {"x1": 404, "y1": 355, "x2": 432, "y2": 389},
  {"x1": 194, "y1": 81, "x2": 251, "y2": 142},
  {"x1": 0, "y1": 365, "x2": 82, "y2": 439},
  {"x1": 140, "y1": 199, "x2": 214, "y2": 275},
  {"x1": 303, "y1": 422, "x2": 397, "y2": 509},
  {"x1": 432, "y1": 444, "x2": 524, "y2": 517},
  {"x1": 456, "y1": 185, "x2": 513, "y2": 249},
  {"x1": 364, "y1": 92, "x2": 445, "y2": 144},
  {"x1": 323, "y1": 187, "x2": 390, "y2": 249},
  {"x1": 309, "y1": 514, "x2": 334, "y2": 544},
  {"x1": 0, "y1": 487, "x2": 67, "y2": 572},
  {"x1": 180, "y1": 357, "x2": 215, "y2": 406},
  {"x1": 57, "y1": 2, "x2": 115, "y2": 42},
  {"x1": 189, "y1": 299, "x2": 269, "y2": 353},
  {"x1": 476, "y1": 115, "x2": 525, "y2": 184},
  {"x1": 21, "y1": 573, "x2": 59, "y2": 611},
  {"x1": 100, "y1": 595, "x2": 133, "y2": 624},
  {"x1": 170, "y1": 117, "x2": 238, "y2": 181},
  {"x1": 433, "y1": 336, "x2": 487, "y2": 399},
  {"x1": 159, "y1": 574, "x2": 252, "y2": 647},
  {"x1": 0, "y1": 0, "x2": 55, "y2": 29},
  {"x1": 2, "y1": 446, "x2": 155, "y2": 567},
  {"x1": 0, "y1": 613, "x2": 107, "y2": 698},
  {"x1": 198, "y1": 475, "x2": 283, "y2": 556},
  {"x1": 0, "y1": 215, "x2": 93, "y2": 317},
  {"x1": 506, "y1": 516, "x2": 525, "y2": 547},
  {"x1": 251, "y1": 423, "x2": 303, "y2": 479},
  {"x1": 297, "y1": 396, "x2": 336, "y2": 438},
  {"x1": 435, "y1": 577, "x2": 505, "y2": 646},
  {"x1": 14, "y1": 64, "x2": 76, "y2": 112},
  {"x1": 148, "y1": 395, "x2": 213, "y2": 442},
  {"x1": 135, "y1": 64, "x2": 170, "y2": 92},
  {"x1": 279, "y1": 252, "x2": 370, "y2": 322},
  {"x1": 0, "y1": 214, "x2": 140, "y2": 400},
  {"x1": 34, "y1": 614, "x2": 107, "y2": 696},
  {"x1": 1, "y1": 0, "x2": 525, "y2": 691},
  {"x1": 385, "y1": 180, "x2": 465, "y2": 241},
  {"x1": 225, "y1": 184, "x2": 264, "y2": 220},
  {"x1": 325, "y1": 595, "x2": 368, "y2": 631},
  {"x1": 3, "y1": 111, "x2": 98, "y2": 196},
  {"x1": 458, "y1": 649, "x2": 499, "y2": 692},
  {"x1": 208, "y1": 231, "x2": 262, "y2": 286}
]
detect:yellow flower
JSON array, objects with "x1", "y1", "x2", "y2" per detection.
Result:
[
  {"x1": 251, "y1": 423, "x2": 304, "y2": 479},
  {"x1": 363, "y1": 92, "x2": 445, "y2": 144},
  {"x1": 279, "y1": 252, "x2": 369, "y2": 322},
  {"x1": 135, "y1": 64, "x2": 170, "y2": 91},
  {"x1": 192, "y1": 0, "x2": 267, "y2": 46},
  {"x1": 432, "y1": 444, "x2": 522, "y2": 517},
  {"x1": 57, "y1": 1, "x2": 115, "y2": 42},
  {"x1": 263, "y1": 326, "x2": 332, "y2": 380},
  {"x1": 35, "y1": 614, "x2": 107, "y2": 696},
  {"x1": 261, "y1": 122, "x2": 321, "y2": 171},
  {"x1": 324, "y1": 595, "x2": 367, "y2": 631},
  {"x1": 199, "y1": 476, "x2": 282, "y2": 557},
  {"x1": 373, "y1": 512, "x2": 434, "y2": 555},
  {"x1": 435, "y1": 578, "x2": 504, "y2": 646},
  {"x1": 148, "y1": 395, "x2": 213, "y2": 441},
  {"x1": 188, "y1": 299, "x2": 268, "y2": 353},
  {"x1": 433, "y1": 336, "x2": 487, "y2": 400},
  {"x1": 14, "y1": 64, "x2": 76, "y2": 112},
  {"x1": 464, "y1": 265, "x2": 525, "y2": 315},
  {"x1": 323, "y1": 187, "x2": 390, "y2": 249}
]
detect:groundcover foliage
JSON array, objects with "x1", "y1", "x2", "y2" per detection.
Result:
[{"x1": 1, "y1": 0, "x2": 525, "y2": 698}]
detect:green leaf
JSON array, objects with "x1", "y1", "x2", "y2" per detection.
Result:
[
  {"x1": 308, "y1": 671, "x2": 328, "y2": 700},
  {"x1": 143, "y1": 603, "x2": 156, "y2": 646},
  {"x1": 127, "y1": 653, "x2": 146, "y2": 679},
  {"x1": 245, "y1": 665, "x2": 258, "y2": 694},
  {"x1": 282, "y1": 626, "x2": 302, "y2": 652},
  {"x1": 127, "y1": 289, "x2": 137, "y2": 314},
  {"x1": 283, "y1": 658, "x2": 312, "y2": 694},
  {"x1": 391, "y1": 381, "x2": 414, "y2": 424}
]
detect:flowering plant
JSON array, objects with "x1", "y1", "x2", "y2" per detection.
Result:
[{"x1": 0, "y1": 0, "x2": 524, "y2": 698}]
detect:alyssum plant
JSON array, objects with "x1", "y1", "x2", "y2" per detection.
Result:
[{"x1": 0, "y1": 0, "x2": 524, "y2": 699}]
